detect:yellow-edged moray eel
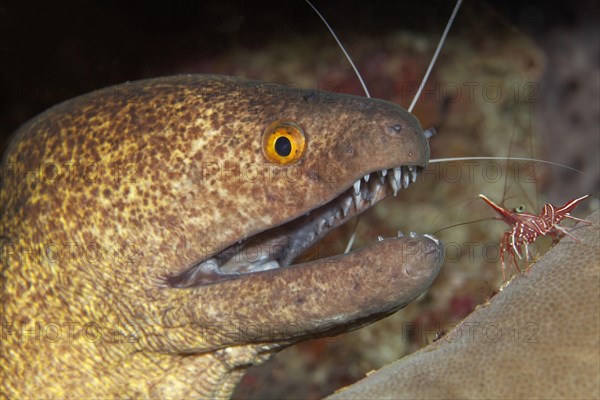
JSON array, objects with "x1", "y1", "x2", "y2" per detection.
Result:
[{"x1": 0, "y1": 75, "x2": 443, "y2": 398}]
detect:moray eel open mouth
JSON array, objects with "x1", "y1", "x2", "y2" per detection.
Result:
[{"x1": 168, "y1": 164, "x2": 431, "y2": 288}]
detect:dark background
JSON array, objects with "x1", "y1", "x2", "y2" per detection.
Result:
[{"x1": 1, "y1": 0, "x2": 598, "y2": 154}]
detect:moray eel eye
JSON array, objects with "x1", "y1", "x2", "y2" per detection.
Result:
[
  {"x1": 262, "y1": 121, "x2": 306, "y2": 164},
  {"x1": 515, "y1": 204, "x2": 525, "y2": 213}
]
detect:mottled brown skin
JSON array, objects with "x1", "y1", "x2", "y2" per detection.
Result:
[{"x1": 1, "y1": 75, "x2": 442, "y2": 398}]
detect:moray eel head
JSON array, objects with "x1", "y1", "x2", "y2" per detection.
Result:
[{"x1": 1, "y1": 75, "x2": 443, "y2": 397}]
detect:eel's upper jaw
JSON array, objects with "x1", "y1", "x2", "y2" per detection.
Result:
[{"x1": 166, "y1": 163, "x2": 432, "y2": 289}]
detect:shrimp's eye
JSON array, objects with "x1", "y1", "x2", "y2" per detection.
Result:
[
  {"x1": 262, "y1": 121, "x2": 306, "y2": 164},
  {"x1": 515, "y1": 205, "x2": 525, "y2": 213}
]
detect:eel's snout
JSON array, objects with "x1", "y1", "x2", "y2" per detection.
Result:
[
  {"x1": 400, "y1": 233, "x2": 444, "y2": 280},
  {"x1": 347, "y1": 233, "x2": 444, "y2": 312}
]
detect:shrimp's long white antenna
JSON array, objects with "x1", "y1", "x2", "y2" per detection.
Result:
[
  {"x1": 344, "y1": 228, "x2": 357, "y2": 254},
  {"x1": 345, "y1": 0, "x2": 462, "y2": 254},
  {"x1": 408, "y1": 0, "x2": 463, "y2": 113},
  {"x1": 429, "y1": 156, "x2": 583, "y2": 174},
  {"x1": 304, "y1": 0, "x2": 371, "y2": 98},
  {"x1": 305, "y1": 0, "x2": 371, "y2": 254}
]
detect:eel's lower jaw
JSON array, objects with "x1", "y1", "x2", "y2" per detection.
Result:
[{"x1": 167, "y1": 165, "x2": 429, "y2": 288}]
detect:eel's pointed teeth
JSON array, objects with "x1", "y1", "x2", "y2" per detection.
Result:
[
  {"x1": 378, "y1": 169, "x2": 388, "y2": 184},
  {"x1": 353, "y1": 192, "x2": 362, "y2": 210},
  {"x1": 388, "y1": 172, "x2": 399, "y2": 197},
  {"x1": 409, "y1": 231, "x2": 417, "y2": 238},
  {"x1": 409, "y1": 166, "x2": 418, "y2": 182},
  {"x1": 317, "y1": 219, "x2": 326, "y2": 235},
  {"x1": 326, "y1": 214, "x2": 334, "y2": 227},
  {"x1": 353, "y1": 180, "x2": 361, "y2": 196},
  {"x1": 363, "y1": 174, "x2": 370, "y2": 183},
  {"x1": 402, "y1": 167, "x2": 410, "y2": 188},
  {"x1": 397, "y1": 230, "x2": 404, "y2": 238},
  {"x1": 370, "y1": 182, "x2": 382, "y2": 206},
  {"x1": 335, "y1": 208, "x2": 343, "y2": 219},
  {"x1": 341, "y1": 197, "x2": 352, "y2": 217},
  {"x1": 422, "y1": 233, "x2": 440, "y2": 245},
  {"x1": 378, "y1": 236, "x2": 384, "y2": 241},
  {"x1": 393, "y1": 166, "x2": 401, "y2": 179},
  {"x1": 393, "y1": 167, "x2": 402, "y2": 190}
]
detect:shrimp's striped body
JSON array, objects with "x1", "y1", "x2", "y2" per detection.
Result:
[{"x1": 479, "y1": 194, "x2": 591, "y2": 279}]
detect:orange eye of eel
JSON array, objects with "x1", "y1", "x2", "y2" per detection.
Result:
[
  {"x1": 262, "y1": 120, "x2": 306, "y2": 164},
  {"x1": 168, "y1": 116, "x2": 431, "y2": 289}
]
